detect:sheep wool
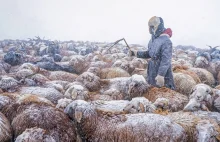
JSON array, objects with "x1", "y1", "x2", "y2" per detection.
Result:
[
  {"x1": 0, "y1": 112, "x2": 12, "y2": 142},
  {"x1": 188, "y1": 68, "x2": 215, "y2": 87},
  {"x1": 100, "y1": 67, "x2": 130, "y2": 79},
  {"x1": 173, "y1": 72, "x2": 197, "y2": 96},
  {"x1": 145, "y1": 87, "x2": 188, "y2": 111}
]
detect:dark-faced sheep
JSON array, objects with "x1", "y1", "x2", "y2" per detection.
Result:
[{"x1": 65, "y1": 100, "x2": 186, "y2": 142}]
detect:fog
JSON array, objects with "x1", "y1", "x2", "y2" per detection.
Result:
[{"x1": 0, "y1": 0, "x2": 219, "y2": 48}]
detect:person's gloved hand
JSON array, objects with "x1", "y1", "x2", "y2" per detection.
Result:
[
  {"x1": 129, "y1": 50, "x2": 138, "y2": 56},
  {"x1": 155, "y1": 75, "x2": 164, "y2": 87}
]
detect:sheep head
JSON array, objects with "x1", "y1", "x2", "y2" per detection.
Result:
[
  {"x1": 64, "y1": 85, "x2": 89, "y2": 100},
  {"x1": 120, "y1": 61, "x2": 134, "y2": 74},
  {"x1": 153, "y1": 98, "x2": 170, "y2": 111},
  {"x1": 0, "y1": 76, "x2": 19, "y2": 92},
  {"x1": 65, "y1": 100, "x2": 96, "y2": 122},
  {"x1": 184, "y1": 84, "x2": 214, "y2": 111},
  {"x1": 64, "y1": 100, "x2": 97, "y2": 139},
  {"x1": 123, "y1": 97, "x2": 156, "y2": 113},
  {"x1": 127, "y1": 74, "x2": 150, "y2": 99},
  {"x1": 56, "y1": 98, "x2": 73, "y2": 110},
  {"x1": 195, "y1": 56, "x2": 209, "y2": 68},
  {"x1": 76, "y1": 72, "x2": 101, "y2": 92}
]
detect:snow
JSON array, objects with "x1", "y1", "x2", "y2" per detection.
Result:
[{"x1": 131, "y1": 74, "x2": 146, "y2": 83}]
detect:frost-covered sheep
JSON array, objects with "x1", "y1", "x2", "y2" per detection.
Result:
[
  {"x1": 56, "y1": 98, "x2": 73, "y2": 110},
  {"x1": 65, "y1": 100, "x2": 186, "y2": 142},
  {"x1": 101, "y1": 74, "x2": 150, "y2": 100},
  {"x1": 0, "y1": 93, "x2": 17, "y2": 112},
  {"x1": 15, "y1": 127, "x2": 56, "y2": 142},
  {"x1": 173, "y1": 65, "x2": 201, "y2": 83},
  {"x1": 0, "y1": 112, "x2": 12, "y2": 142},
  {"x1": 100, "y1": 67, "x2": 130, "y2": 79},
  {"x1": 16, "y1": 69, "x2": 34, "y2": 79},
  {"x1": 69, "y1": 55, "x2": 88, "y2": 74},
  {"x1": 188, "y1": 67, "x2": 215, "y2": 86},
  {"x1": 153, "y1": 98, "x2": 171, "y2": 114},
  {"x1": 4, "y1": 95, "x2": 77, "y2": 141},
  {"x1": 183, "y1": 84, "x2": 220, "y2": 112},
  {"x1": 93, "y1": 100, "x2": 129, "y2": 114},
  {"x1": 30, "y1": 73, "x2": 50, "y2": 85},
  {"x1": 145, "y1": 87, "x2": 188, "y2": 111},
  {"x1": 76, "y1": 72, "x2": 101, "y2": 92},
  {"x1": 43, "y1": 82, "x2": 64, "y2": 93},
  {"x1": 123, "y1": 97, "x2": 156, "y2": 113},
  {"x1": 48, "y1": 71, "x2": 78, "y2": 82},
  {"x1": 87, "y1": 67, "x2": 101, "y2": 77},
  {"x1": 172, "y1": 58, "x2": 193, "y2": 69},
  {"x1": 131, "y1": 68, "x2": 147, "y2": 78},
  {"x1": 18, "y1": 63, "x2": 50, "y2": 76},
  {"x1": 130, "y1": 58, "x2": 148, "y2": 69},
  {"x1": 120, "y1": 61, "x2": 135, "y2": 74},
  {"x1": 45, "y1": 80, "x2": 70, "y2": 90},
  {"x1": 173, "y1": 72, "x2": 197, "y2": 96},
  {"x1": 111, "y1": 60, "x2": 135, "y2": 74},
  {"x1": 64, "y1": 84, "x2": 89, "y2": 100},
  {"x1": 0, "y1": 61, "x2": 11, "y2": 75},
  {"x1": 89, "y1": 61, "x2": 110, "y2": 69},
  {"x1": 0, "y1": 76, "x2": 19, "y2": 92},
  {"x1": 168, "y1": 111, "x2": 220, "y2": 142},
  {"x1": 195, "y1": 56, "x2": 220, "y2": 79},
  {"x1": 19, "y1": 87, "x2": 64, "y2": 104}
]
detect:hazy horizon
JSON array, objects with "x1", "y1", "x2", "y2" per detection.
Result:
[{"x1": 0, "y1": 0, "x2": 219, "y2": 48}]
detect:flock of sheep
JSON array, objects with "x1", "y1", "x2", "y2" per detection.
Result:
[{"x1": 1, "y1": 37, "x2": 220, "y2": 141}]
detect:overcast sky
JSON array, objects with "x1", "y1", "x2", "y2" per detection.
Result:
[{"x1": 0, "y1": 0, "x2": 219, "y2": 48}]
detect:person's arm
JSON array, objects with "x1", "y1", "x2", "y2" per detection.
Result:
[
  {"x1": 136, "y1": 50, "x2": 150, "y2": 58},
  {"x1": 157, "y1": 41, "x2": 172, "y2": 76}
]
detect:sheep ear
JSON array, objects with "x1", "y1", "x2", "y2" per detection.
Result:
[
  {"x1": 75, "y1": 111, "x2": 83, "y2": 123},
  {"x1": 139, "y1": 103, "x2": 145, "y2": 112}
]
